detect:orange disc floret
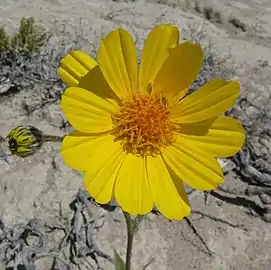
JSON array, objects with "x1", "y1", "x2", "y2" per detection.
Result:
[{"x1": 112, "y1": 94, "x2": 178, "y2": 156}]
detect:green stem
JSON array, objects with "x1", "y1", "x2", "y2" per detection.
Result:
[
  {"x1": 123, "y1": 211, "x2": 134, "y2": 270},
  {"x1": 42, "y1": 134, "x2": 64, "y2": 142}
]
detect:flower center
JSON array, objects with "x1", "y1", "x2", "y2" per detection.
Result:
[{"x1": 112, "y1": 94, "x2": 178, "y2": 156}]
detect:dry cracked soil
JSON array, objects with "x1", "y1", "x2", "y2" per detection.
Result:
[{"x1": 0, "y1": 0, "x2": 271, "y2": 269}]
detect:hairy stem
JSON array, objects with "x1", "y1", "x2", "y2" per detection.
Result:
[
  {"x1": 123, "y1": 211, "x2": 134, "y2": 270},
  {"x1": 42, "y1": 134, "x2": 63, "y2": 142}
]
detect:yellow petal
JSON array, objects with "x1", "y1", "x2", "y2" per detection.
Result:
[
  {"x1": 171, "y1": 79, "x2": 240, "y2": 123},
  {"x1": 61, "y1": 132, "x2": 119, "y2": 172},
  {"x1": 84, "y1": 141, "x2": 125, "y2": 204},
  {"x1": 114, "y1": 154, "x2": 153, "y2": 215},
  {"x1": 97, "y1": 29, "x2": 138, "y2": 98},
  {"x1": 178, "y1": 116, "x2": 245, "y2": 157},
  {"x1": 153, "y1": 41, "x2": 203, "y2": 104},
  {"x1": 78, "y1": 65, "x2": 119, "y2": 104},
  {"x1": 177, "y1": 117, "x2": 217, "y2": 135},
  {"x1": 139, "y1": 24, "x2": 179, "y2": 94},
  {"x1": 60, "y1": 87, "x2": 118, "y2": 133},
  {"x1": 147, "y1": 155, "x2": 191, "y2": 220},
  {"x1": 163, "y1": 138, "x2": 224, "y2": 190},
  {"x1": 58, "y1": 50, "x2": 97, "y2": 86}
]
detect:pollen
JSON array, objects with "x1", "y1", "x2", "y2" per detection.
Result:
[{"x1": 112, "y1": 94, "x2": 178, "y2": 156}]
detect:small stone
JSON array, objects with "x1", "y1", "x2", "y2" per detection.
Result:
[
  {"x1": 260, "y1": 194, "x2": 271, "y2": 205},
  {"x1": 217, "y1": 158, "x2": 236, "y2": 174}
]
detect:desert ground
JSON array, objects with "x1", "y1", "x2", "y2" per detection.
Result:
[{"x1": 0, "y1": 0, "x2": 271, "y2": 269}]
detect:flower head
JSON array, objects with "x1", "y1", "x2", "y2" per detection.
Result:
[
  {"x1": 59, "y1": 25, "x2": 245, "y2": 220},
  {"x1": 111, "y1": 94, "x2": 178, "y2": 156},
  {"x1": 6, "y1": 125, "x2": 43, "y2": 157},
  {"x1": 5, "y1": 125, "x2": 63, "y2": 158}
]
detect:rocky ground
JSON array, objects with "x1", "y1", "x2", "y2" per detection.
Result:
[{"x1": 0, "y1": 0, "x2": 271, "y2": 269}]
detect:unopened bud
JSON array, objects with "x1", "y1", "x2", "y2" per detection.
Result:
[{"x1": 5, "y1": 125, "x2": 62, "y2": 158}]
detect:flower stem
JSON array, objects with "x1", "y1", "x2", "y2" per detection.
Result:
[
  {"x1": 123, "y1": 211, "x2": 134, "y2": 270},
  {"x1": 42, "y1": 134, "x2": 63, "y2": 142}
]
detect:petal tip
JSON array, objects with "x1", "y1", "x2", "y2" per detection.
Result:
[{"x1": 59, "y1": 50, "x2": 97, "y2": 87}]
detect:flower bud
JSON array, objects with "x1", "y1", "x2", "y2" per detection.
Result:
[
  {"x1": 5, "y1": 125, "x2": 43, "y2": 158},
  {"x1": 4, "y1": 125, "x2": 63, "y2": 158}
]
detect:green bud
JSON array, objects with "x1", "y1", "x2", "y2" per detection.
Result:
[{"x1": 5, "y1": 125, "x2": 63, "y2": 158}]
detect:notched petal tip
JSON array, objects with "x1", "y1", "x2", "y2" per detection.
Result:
[
  {"x1": 139, "y1": 24, "x2": 180, "y2": 94},
  {"x1": 58, "y1": 50, "x2": 97, "y2": 87},
  {"x1": 147, "y1": 156, "x2": 192, "y2": 220},
  {"x1": 153, "y1": 41, "x2": 204, "y2": 104},
  {"x1": 97, "y1": 28, "x2": 138, "y2": 98},
  {"x1": 114, "y1": 155, "x2": 154, "y2": 216}
]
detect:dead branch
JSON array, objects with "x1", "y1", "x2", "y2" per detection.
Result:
[{"x1": 0, "y1": 189, "x2": 113, "y2": 269}]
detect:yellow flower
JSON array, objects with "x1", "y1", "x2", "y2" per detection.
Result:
[{"x1": 59, "y1": 25, "x2": 245, "y2": 220}]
